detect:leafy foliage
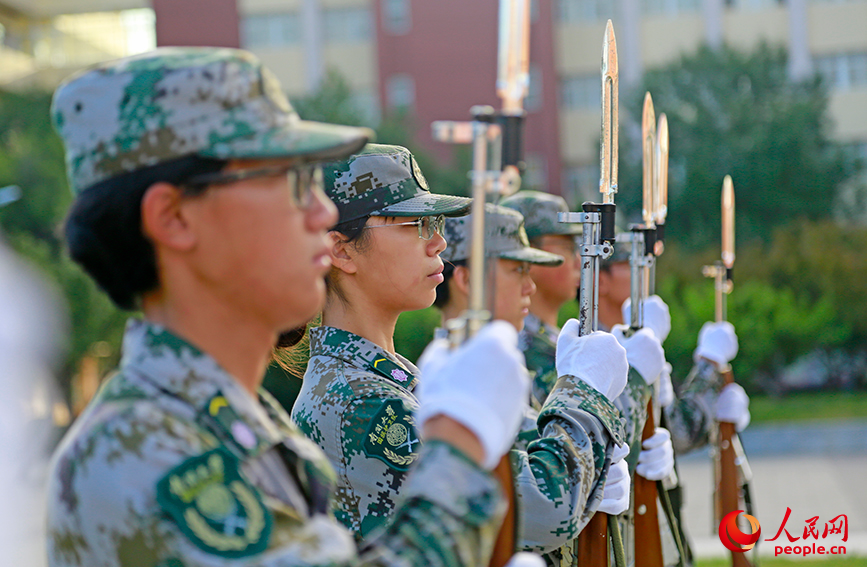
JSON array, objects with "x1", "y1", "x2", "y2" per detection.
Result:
[{"x1": 617, "y1": 43, "x2": 858, "y2": 248}]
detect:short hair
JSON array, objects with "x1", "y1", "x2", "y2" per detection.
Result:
[
  {"x1": 433, "y1": 259, "x2": 466, "y2": 309},
  {"x1": 64, "y1": 155, "x2": 227, "y2": 310}
]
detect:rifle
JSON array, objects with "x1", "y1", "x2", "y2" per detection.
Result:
[
  {"x1": 431, "y1": 2, "x2": 529, "y2": 563},
  {"x1": 702, "y1": 177, "x2": 755, "y2": 567},
  {"x1": 626, "y1": 92, "x2": 665, "y2": 567},
  {"x1": 625, "y1": 100, "x2": 688, "y2": 567},
  {"x1": 557, "y1": 20, "x2": 622, "y2": 567}
]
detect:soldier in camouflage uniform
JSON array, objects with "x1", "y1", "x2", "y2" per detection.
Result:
[
  {"x1": 499, "y1": 191, "x2": 581, "y2": 409},
  {"x1": 602, "y1": 248, "x2": 749, "y2": 567},
  {"x1": 45, "y1": 48, "x2": 536, "y2": 567},
  {"x1": 292, "y1": 147, "x2": 633, "y2": 557}
]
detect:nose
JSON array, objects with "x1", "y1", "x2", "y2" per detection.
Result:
[
  {"x1": 523, "y1": 273, "x2": 537, "y2": 297},
  {"x1": 429, "y1": 228, "x2": 447, "y2": 256},
  {"x1": 305, "y1": 187, "x2": 338, "y2": 232}
]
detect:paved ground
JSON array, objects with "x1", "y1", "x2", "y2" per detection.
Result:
[{"x1": 675, "y1": 419, "x2": 867, "y2": 558}]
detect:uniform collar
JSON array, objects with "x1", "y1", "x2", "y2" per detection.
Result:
[
  {"x1": 522, "y1": 312, "x2": 559, "y2": 342},
  {"x1": 308, "y1": 326, "x2": 419, "y2": 389},
  {"x1": 120, "y1": 319, "x2": 284, "y2": 456}
]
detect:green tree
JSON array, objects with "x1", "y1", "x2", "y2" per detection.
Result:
[
  {"x1": 617, "y1": 43, "x2": 858, "y2": 248},
  {"x1": 0, "y1": 90, "x2": 128, "y2": 395}
]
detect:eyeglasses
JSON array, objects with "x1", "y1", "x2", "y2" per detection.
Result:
[
  {"x1": 181, "y1": 164, "x2": 324, "y2": 209},
  {"x1": 364, "y1": 214, "x2": 446, "y2": 240}
]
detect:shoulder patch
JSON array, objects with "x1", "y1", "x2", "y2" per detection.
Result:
[
  {"x1": 362, "y1": 399, "x2": 420, "y2": 471},
  {"x1": 156, "y1": 448, "x2": 272, "y2": 558},
  {"x1": 368, "y1": 356, "x2": 411, "y2": 384}
]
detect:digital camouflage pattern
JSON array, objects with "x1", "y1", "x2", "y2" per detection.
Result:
[
  {"x1": 500, "y1": 190, "x2": 583, "y2": 241},
  {"x1": 294, "y1": 326, "x2": 628, "y2": 554},
  {"x1": 440, "y1": 204, "x2": 564, "y2": 266},
  {"x1": 47, "y1": 320, "x2": 506, "y2": 567},
  {"x1": 664, "y1": 359, "x2": 726, "y2": 454},
  {"x1": 518, "y1": 313, "x2": 560, "y2": 409},
  {"x1": 293, "y1": 326, "x2": 423, "y2": 539},
  {"x1": 51, "y1": 48, "x2": 371, "y2": 195},
  {"x1": 323, "y1": 144, "x2": 471, "y2": 223}
]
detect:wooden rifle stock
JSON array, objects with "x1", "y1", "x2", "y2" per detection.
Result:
[
  {"x1": 715, "y1": 370, "x2": 752, "y2": 567},
  {"x1": 576, "y1": 514, "x2": 609, "y2": 567},
  {"x1": 490, "y1": 455, "x2": 518, "y2": 566},
  {"x1": 633, "y1": 401, "x2": 664, "y2": 567}
]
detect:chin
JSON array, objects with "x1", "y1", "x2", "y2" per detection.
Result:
[{"x1": 282, "y1": 282, "x2": 326, "y2": 329}]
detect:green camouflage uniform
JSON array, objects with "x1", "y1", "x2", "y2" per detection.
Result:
[
  {"x1": 664, "y1": 360, "x2": 725, "y2": 454},
  {"x1": 518, "y1": 313, "x2": 560, "y2": 410},
  {"x1": 48, "y1": 48, "x2": 507, "y2": 567},
  {"x1": 294, "y1": 324, "x2": 626, "y2": 554},
  {"x1": 500, "y1": 191, "x2": 582, "y2": 411},
  {"x1": 48, "y1": 320, "x2": 506, "y2": 567},
  {"x1": 295, "y1": 196, "x2": 624, "y2": 554}
]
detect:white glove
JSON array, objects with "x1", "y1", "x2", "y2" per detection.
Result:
[
  {"x1": 417, "y1": 321, "x2": 530, "y2": 470},
  {"x1": 417, "y1": 337, "x2": 448, "y2": 371},
  {"x1": 597, "y1": 443, "x2": 631, "y2": 515},
  {"x1": 621, "y1": 295, "x2": 672, "y2": 343},
  {"x1": 715, "y1": 383, "x2": 751, "y2": 432},
  {"x1": 504, "y1": 552, "x2": 546, "y2": 567},
  {"x1": 693, "y1": 321, "x2": 739, "y2": 367},
  {"x1": 658, "y1": 362, "x2": 674, "y2": 407},
  {"x1": 556, "y1": 320, "x2": 628, "y2": 401},
  {"x1": 636, "y1": 428, "x2": 674, "y2": 481},
  {"x1": 611, "y1": 325, "x2": 665, "y2": 386}
]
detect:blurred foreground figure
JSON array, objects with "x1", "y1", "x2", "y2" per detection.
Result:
[
  {"x1": 0, "y1": 231, "x2": 67, "y2": 567},
  {"x1": 46, "y1": 47, "x2": 533, "y2": 567}
]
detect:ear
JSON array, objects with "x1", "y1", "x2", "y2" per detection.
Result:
[
  {"x1": 452, "y1": 265, "x2": 471, "y2": 296},
  {"x1": 329, "y1": 231, "x2": 358, "y2": 275},
  {"x1": 141, "y1": 182, "x2": 196, "y2": 251}
]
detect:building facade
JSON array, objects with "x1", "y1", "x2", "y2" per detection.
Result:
[{"x1": 1, "y1": 0, "x2": 864, "y2": 200}]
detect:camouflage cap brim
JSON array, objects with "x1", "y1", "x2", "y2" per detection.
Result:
[
  {"x1": 373, "y1": 193, "x2": 471, "y2": 218},
  {"x1": 499, "y1": 247, "x2": 565, "y2": 266},
  {"x1": 199, "y1": 117, "x2": 373, "y2": 165}
]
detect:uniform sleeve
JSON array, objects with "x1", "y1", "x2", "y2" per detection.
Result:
[
  {"x1": 337, "y1": 394, "x2": 420, "y2": 539},
  {"x1": 512, "y1": 375, "x2": 626, "y2": 553},
  {"x1": 663, "y1": 359, "x2": 724, "y2": 454},
  {"x1": 48, "y1": 405, "x2": 504, "y2": 567}
]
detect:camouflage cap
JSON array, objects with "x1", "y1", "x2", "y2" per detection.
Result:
[
  {"x1": 500, "y1": 190, "x2": 582, "y2": 241},
  {"x1": 440, "y1": 203, "x2": 564, "y2": 266},
  {"x1": 324, "y1": 144, "x2": 471, "y2": 223},
  {"x1": 52, "y1": 47, "x2": 372, "y2": 194}
]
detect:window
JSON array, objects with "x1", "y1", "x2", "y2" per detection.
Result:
[
  {"x1": 241, "y1": 13, "x2": 301, "y2": 48},
  {"x1": 383, "y1": 0, "x2": 411, "y2": 35},
  {"x1": 815, "y1": 52, "x2": 867, "y2": 90},
  {"x1": 560, "y1": 74, "x2": 598, "y2": 109},
  {"x1": 386, "y1": 74, "x2": 415, "y2": 109},
  {"x1": 563, "y1": 165, "x2": 599, "y2": 206},
  {"x1": 323, "y1": 8, "x2": 372, "y2": 43},
  {"x1": 557, "y1": 0, "x2": 616, "y2": 23},
  {"x1": 642, "y1": 0, "x2": 701, "y2": 16},
  {"x1": 525, "y1": 65, "x2": 542, "y2": 112}
]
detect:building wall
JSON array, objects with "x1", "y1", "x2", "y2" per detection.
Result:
[{"x1": 152, "y1": 0, "x2": 240, "y2": 48}]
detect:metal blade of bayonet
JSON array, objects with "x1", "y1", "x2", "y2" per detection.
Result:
[
  {"x1": 641, "y1": 92, "x2": 656, "y2": 226},
  {"x1": 722, "y1": 175, "x2": 735, "y2": 269},
  {"x1": 497, "y1": 0, "x2": 530, "y2": 114},
  {"x1": 600, "y1": 19, "x2": 618, "y2": 204},
  {"x1": 655, "y1": 114, "x2": 669, "y2": 225}
]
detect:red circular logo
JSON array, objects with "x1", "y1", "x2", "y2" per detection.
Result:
[{"x1": 719, "y1": 510, "x2": 762, "y2": 552}]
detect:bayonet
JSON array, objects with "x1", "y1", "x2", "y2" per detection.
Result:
[
  {"x1": 563, "y1": 19, "x2": 622, "y2": 567},
  {"x1": 600, "y1": 20, "x2": 618, "y2": 204}
]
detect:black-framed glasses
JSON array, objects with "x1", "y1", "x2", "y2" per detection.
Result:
[
  {"x1": 181, "y1": 164, "x2": 324, "y2": 209},
  {"x1": 364, "y1": 214, "x2": 446, "y2": 240}
]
